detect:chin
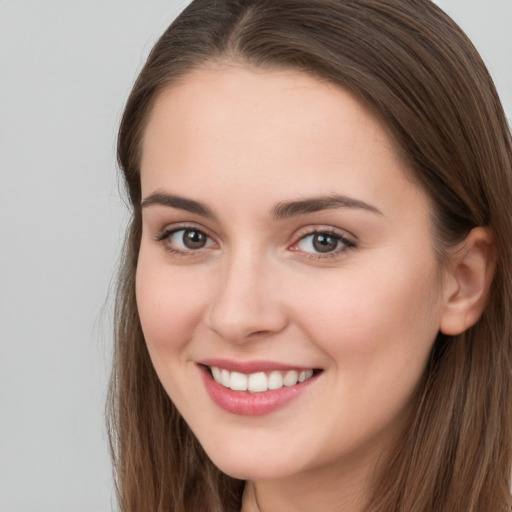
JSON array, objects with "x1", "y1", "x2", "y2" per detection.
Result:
[
  {"x1": 212, "y1": 457, "x2": 291, "y2": 482},
  {"x1": 198, "y1": 436, "x2": 309, "y2": 481}
]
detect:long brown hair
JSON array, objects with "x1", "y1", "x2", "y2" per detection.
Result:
[{"x1": 108, "y1": 1, "x2": 512, "y2": 510}]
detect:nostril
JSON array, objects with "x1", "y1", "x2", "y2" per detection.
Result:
[{"x1": 250, "y1": 330, "x2": 271, "y2": 337}]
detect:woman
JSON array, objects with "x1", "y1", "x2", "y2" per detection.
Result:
[{"x1": 108, "y1": 1, "x2": 512, "y2": 510}]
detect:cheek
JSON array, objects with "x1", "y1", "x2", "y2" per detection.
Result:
[
  {"x1": 135, "y1": 252, "x2": 207, "y2": 358},
  {"x1": 291, "y1": 267, "x2": 442, "y2": 449},
  {"x1": 289, "y1": 258, "x2": 442, "y2": 381}
]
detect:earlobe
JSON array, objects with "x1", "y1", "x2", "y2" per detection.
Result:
[{"x1": 439, "y1": 227, "x2": 495, "y2": 336}]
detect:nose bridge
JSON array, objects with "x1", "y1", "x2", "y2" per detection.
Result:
[{"x1": 206, "y1": 243, "x2": 287, "y2": 343}]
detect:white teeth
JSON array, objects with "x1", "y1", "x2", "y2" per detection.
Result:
[
  {"x1": 230, "y1": 371, "x2": 248, "y2": 391},
  {"x1": 301, "y1": 370, "x2": 313, "y2": 382},
  {"x1": 211, "y1": 366, "x2": 222, "y2": 382},
  {"x1": 210, "y1": 366, "x2": 315, "y2": 393},
  {"x1": 283, "y1": 370, "x2": 299, "y2": 387},
  {"x1": 268, "y1": 371, "x2": 283, "y2": 390},
  {"x1": 248, "y1": 372, "x2": 268, "y2": 392},
  {"x1": 221, "y1": 369, "x2": 230, "y2": 388}
]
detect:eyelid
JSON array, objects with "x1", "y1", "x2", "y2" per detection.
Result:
[
  {"x1": 288, "y1": 226, "x2": 357, "y2": 258},
  {"x1": 154, "y1": 222, "x2": 218, "y2": 254},
  {"x1": 290, "y1": 224, "x2": 357, "y2": 244},
  {"x1": 154, "y1": 222, "x2": 206, "y2": 240},
  {"x1": 152, "y1": 222, "x2": 356, "y2": 260}
]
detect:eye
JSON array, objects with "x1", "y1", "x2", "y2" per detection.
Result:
[
  {"x1": 292, "y1": 230, "x2": 356, "y2": 256},
  {"x1": 157, "y1": 227, "x2": 216, "y2": 253}
]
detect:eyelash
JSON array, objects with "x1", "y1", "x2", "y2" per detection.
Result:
[
  {"x1": 155, "y1": 225, "x2": 216, "y2": 256},
  {"x1": 291, "y1": 229, "x2": 357, "y2": 260},
  {"x1": 154, "y1": 225, "x2": 357, "y2": 260}
]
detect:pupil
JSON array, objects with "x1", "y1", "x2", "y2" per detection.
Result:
[
  {"x1": 183, "y1": 230, "x2": 206, "y2": 249},
  {"x1": 313, "y1": 234, "x2": 338, "y2": 253}
]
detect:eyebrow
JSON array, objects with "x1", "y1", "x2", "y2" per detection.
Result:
[
  {"x1": 271, "y1": 195, "x2": 382, "y2": 219},
  {"x1": 140, "y1": 191, "x2": 382, "y2": 219},
  {"x1": 141, "y1": 191, "x2": 215, "y2": 218}
]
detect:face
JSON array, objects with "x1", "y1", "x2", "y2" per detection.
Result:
[{"x1": 136, "y1": 65, "x2": 447, "y2": 484}]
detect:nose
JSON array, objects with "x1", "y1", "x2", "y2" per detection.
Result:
[{"x1": 205, "y1": 249, "x2": 289, "y2": 344}]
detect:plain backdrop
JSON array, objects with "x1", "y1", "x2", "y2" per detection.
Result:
[{"x1": 0, "y1": 1, "x2": 510, "y2": 511}]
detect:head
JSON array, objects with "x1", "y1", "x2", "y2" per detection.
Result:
[{"x1": 109, "y1": 1, "x2": 512, "y2": 511}]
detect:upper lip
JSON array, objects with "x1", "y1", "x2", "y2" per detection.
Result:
[{"x1": 198, "y1": 358, "x2": 318, "y2": 374}]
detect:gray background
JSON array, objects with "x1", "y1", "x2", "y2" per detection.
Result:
[{"x1": 0, "y1": 1, "x2": 510, "y2": 511}]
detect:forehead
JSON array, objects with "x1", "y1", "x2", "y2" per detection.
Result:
[
  {"x1": 140, "y1": 64, "x2": 429, "y2": 222},
  {"x1": 143, "y1": 63, "x2": 392, "y2": 158}
]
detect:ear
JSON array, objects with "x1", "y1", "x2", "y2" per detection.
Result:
[{"x1": 439, "y1": 227, "x2": 496, "y2": 336}]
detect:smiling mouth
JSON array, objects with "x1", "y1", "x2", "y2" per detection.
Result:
[
  {"x1": 206, "y1": 366, "x2": 319, "y2": 393},
  {"x1": 199, "y1": 362, "x2": 323, "y2": 415}
]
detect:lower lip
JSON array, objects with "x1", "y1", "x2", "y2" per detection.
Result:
[{"x1": 199, "y1": 366, "x2": 319, "y2": 416}]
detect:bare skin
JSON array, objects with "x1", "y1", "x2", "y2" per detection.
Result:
[{"x1": 137, "y1": 63, "x2": 494, "y2": 512}]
